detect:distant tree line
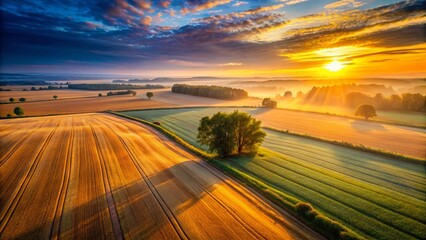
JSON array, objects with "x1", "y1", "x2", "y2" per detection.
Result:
[
  {"x1": 300, "y1": 84, "x2": 425, "y2": 112},
  {"x1": 106, "y1": 90, "x2": 137, "y2": 96},
  {"x1": 30, "y1": 86, "x2": 64, "y2": 91},
  {"x1": 171, "y1": 84, "x2": 248, "y2": 100},
  {"x1": 0, "y1": 80, "x2": 49, "y2": 86},
  {"x1": 345, "y1": 92, "x2": 425, "y2": 112},
  {"x1": 303, "y1": 84, "x2": 394, "y2": 106},
  {"x1": 68, "y1": 84, "x2": 164, "y2": 91}
]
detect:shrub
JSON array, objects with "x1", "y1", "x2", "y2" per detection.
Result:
[
  {"x1": 13, "y1": 107, "x2": 24, "y2": 117},
  {"x1": 153, "y1": 121, "x2": 161, "y2": 125},
  {"x1": 19, "y1": 98, "x2": 26, "y2": 102},
  {"x1": 296, "y1": 202, "x2": 314, "y2": 214},
  {"x1": 98, "y1": 93, "x2": 103, "y2": 97},
  {"x1": 313, "y1": 215, "x2": 344, "y2": 237},
  {"x1": 9, "y1": 97, "x2": 15, "y2": 103},
  {"x1": 53, "y1": 95, "x2": 58, "y2": 100},
  {"x1": 146, "y1": 92, "x2": 154, "y2": 99}
]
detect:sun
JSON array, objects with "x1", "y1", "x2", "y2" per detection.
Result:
[{"x1": 325, "y1": 60, "x2": 344, "y2": 72}]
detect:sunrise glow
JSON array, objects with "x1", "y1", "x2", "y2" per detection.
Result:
[{"x1": 325, "y1": 60, "x2": 344, "y2": 72}]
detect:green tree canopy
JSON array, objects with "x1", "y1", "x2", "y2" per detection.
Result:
[
  {"x1": 53, "y1": 95, "x2": 58, "y2": 100},
  {"x1": 9, "y1": 97, "x2": 15, "y2": 102},
  {"x1": 19, "y1": 98, "x2": 26, "y2": 102},
  {"x1": 197, "y1": 111, "x2": 266, "y2": 157},
  {"x1": 14, "y1": 107, "x2": 24, "y2": 117},
  {"x1": 355, "y1": 104, "x2": 377, "y2": 120},
  {"x1": 146, "y1": 92, "x2": 154, "y2": 99}
]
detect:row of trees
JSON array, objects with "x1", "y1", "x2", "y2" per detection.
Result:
[
  {"x1": 9, "y1": 98, "x2": 26, "y2": 103},
  {"x1": 69, "y1": 84, "x2": 164, "y2": 90},
  {"x1": 346, "y1": 92, "x2": 425, "y2": 112},
  {"x1": 197, "y1": 111, "x2": 265, "y2": 157},
  {"x1": 171, "y1": 84, "x2": 248, "y2": 100},
  {"x1": 106, "y1": 90, "x2": 136, "y2": 96},
  {"x1": 30, "y1": 86, "x2": 63, "y2": 91}
]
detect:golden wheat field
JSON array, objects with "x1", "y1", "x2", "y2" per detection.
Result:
[{"x1": 0, "y1": 113, "x2": 322, "y2": 239}]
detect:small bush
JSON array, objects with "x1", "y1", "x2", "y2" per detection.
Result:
[
  {"x1": 296, "y1": 202, "x2": 314, "y2": 214},
  {"x1": 153, "y1": 121, "x2": 161, "y2": 126},
  {"x1": 313, "y1": 215, "x2": 344, "y2": 237},
  {"x1": 305, "y1": 209, "x2": 318, "y2": 221},
  {"x1": 7, "y1": 114, "x2": 12, "y2": 118},
  {"x1": 98, "y1": 93, "x2": 103, "y2": 97}
]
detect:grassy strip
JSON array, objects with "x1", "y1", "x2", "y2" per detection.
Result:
[
  {"x1": 111, "y1": 111, "x2": 365, "y2": 240},
  {"x1": 263, "y1": 126, "x2": 425, "y2": 165}
]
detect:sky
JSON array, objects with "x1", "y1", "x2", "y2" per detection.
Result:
[{"x1": 0, "y1": 0, "x2": 425, "y2": 78}]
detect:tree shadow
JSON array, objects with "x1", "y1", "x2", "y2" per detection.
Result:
[
  {"x1": 350, "y1": 119, "x2": 388, "y2": 133},
  {"x1": 7, "y1": 161, "x2": 221, "y2": 239}
]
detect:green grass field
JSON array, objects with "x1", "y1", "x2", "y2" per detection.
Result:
[{"x1": 123, "y1": 108, "x2": 426, "y2": 240}]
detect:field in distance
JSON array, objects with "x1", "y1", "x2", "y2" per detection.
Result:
[
  {"x1": 0, "y1": 113, "x2": 321, "y2": 239},
  {"x1": 123, "y1": 108, "x2": 426, "y2": 240},
  {"x1": 124, "y1": 107, "x2": 426, "y2": 159}
]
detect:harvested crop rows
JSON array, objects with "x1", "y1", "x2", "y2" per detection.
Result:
[
  {"x1": 124, "y1": 108, "x2": 426, "y2": 240},
  {"x1": 0, "y1": 113, "x2": 320, "y2": 239}
]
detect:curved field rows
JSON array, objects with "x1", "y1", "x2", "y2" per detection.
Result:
[
  {"x1": 0, "y1": 113, "x2": 321, "y2": 239},
  {"x1": 123, "y1": 108, "x2": 426, "y2": 240}
]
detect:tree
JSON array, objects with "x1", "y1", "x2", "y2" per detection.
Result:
[
  {"x1": 355, "y1": 104, "x2": 377, "y2": 120},
  {"x1": 230, "y1": 111, "x2": 266, "y2": 154},
  {"x1": 14, "y1": 107, "x2": 24, "y2": 117},
  {"x1": 283, "y1": 91, "x2": 293, "y2": 98},
  {"x1": 98, "y1": 93, "x2": 103, "y2": 97},
  {"x1": 146, "y1": 92, "x2": 154, "y2": 99},
  {"x1": 19, "y1": 98, "x2": 26, "y2": 102},
  {"x1": 9, "y1": 98, "x2": 15, "y2": 103},
  {"x1": 31, "y1": 87, "x2": 36, "y2": 91},
  {"x1": 197, "y1": 111, "x2": 266, "y2": 157},
  {"x1": 7, "y1": 114, "x2": 12, "y2": 118},
  {"x1": 198, "y1": 112, "x2": 235, "y2": 157},
  {"x1": 53, "y1": 95, "x2": 58, "y2": 100},
  {"x1": 262, "y1": 98, "x2": 277, "y2": 108}
]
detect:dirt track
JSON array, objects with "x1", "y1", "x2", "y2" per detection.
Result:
[{"x1": 0, "y1": 113, "x2": 322, "y2": 239}]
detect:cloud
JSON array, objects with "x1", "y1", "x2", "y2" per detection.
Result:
[
  {"x1": 233, "y1": 1, "x2": 248, "y2": 7},
  {"x1": 184, "y1": 0, "x2": 232, "y2": 12},
  {"x1": 1, "y1": 0, "x2": 425, "y2": 75},
  {"x1": 219, "y1": 62, "x2": 243, "y2": 66},
  {"x1": 324, "y1": 0, "x2": 365, "y2": 9},
  {"x1": 280, "y1": 0, "x2": 308, "y2": 5}
]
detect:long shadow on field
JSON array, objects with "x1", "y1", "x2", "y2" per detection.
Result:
[
  {"x1": 350, "y1": 120, "x2": 387, "y2": 133},
  {"x1": 11, "y1": 161, "x2": 222, "y2": 239}
]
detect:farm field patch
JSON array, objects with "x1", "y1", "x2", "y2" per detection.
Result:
[
  {"x1": 123, "y1": 108, "x2": 426, "y2": 240},
  {"x1": 0, "y1": 95, "x2": 172, "y2": 116},
  {"x1": 0, "y1": 113, "x2": 319, "y2": 239},
  {"x1": 124, "y1": 107, "x2": 426, "y2": 159}
]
